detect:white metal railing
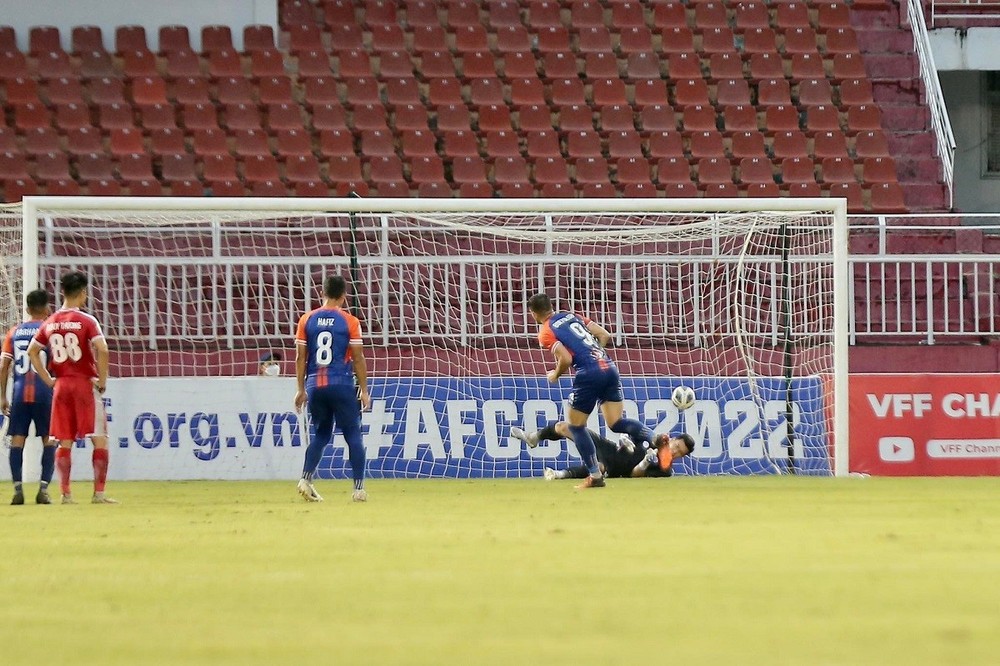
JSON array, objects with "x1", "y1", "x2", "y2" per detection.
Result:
[
  {"x1": 906, "y1": 0, "x2": 958, "y2": 208},
  {"x1": 930, "y1": 0, "x2": 1000, "y2": 25}
]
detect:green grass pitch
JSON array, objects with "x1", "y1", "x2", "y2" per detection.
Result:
[{"x1": 2, "y1": 477, "x2": 998, "y2": 665}]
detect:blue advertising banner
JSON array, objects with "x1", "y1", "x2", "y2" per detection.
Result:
[{"x1": 322, "y1": 376, "x2": 832, "y2": 478}]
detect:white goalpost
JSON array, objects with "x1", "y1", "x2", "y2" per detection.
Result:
[{"x1": 16, "y1": 196, "x2": 849, "y2": 480}]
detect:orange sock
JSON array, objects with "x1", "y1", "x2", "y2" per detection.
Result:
[
  {"x1": 56, "y1": 447, "x2": 72, "y2": 495},
  {"x1": 92, "y1": 448, "x2": 109, "y2": 493}
]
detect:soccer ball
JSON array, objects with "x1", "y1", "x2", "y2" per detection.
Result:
[{"x1": 671, "y1": 385, "x2": 696, "y2": 411}]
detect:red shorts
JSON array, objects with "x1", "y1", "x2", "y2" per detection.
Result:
[{"x1": 50, "y1": 377, "x2": 107, "y2": 442}]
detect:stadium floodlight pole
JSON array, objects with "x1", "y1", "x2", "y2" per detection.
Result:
[{"x1": 20, "y1": 195, "x2": 850, "y2": 477}]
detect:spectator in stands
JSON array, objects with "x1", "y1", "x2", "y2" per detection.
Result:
[{"x1": 259, "y1": 351, "x2": 282, "y2": 376}]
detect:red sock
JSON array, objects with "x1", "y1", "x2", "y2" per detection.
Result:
[
  {"x1": 56, "y1": 447, "x2": 72, "y2": 495},
  {"x1": 92, "y1": 448, "x2": 109, "y2": 493}
]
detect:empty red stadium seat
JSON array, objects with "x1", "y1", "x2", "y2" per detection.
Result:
[
  {"x1": 847, "y1": 105, "x2": 883, "y2": 134},
  {"x1": 441, "y1": 130, "x2": 480, "y2": 157},
  {"x1": 831, "y1": 53, "x2": 868, "y2": 81},
  {"x1": 221, "y1": 103, "x2": 262, "y2": 131},
  {"x1": 598, "y1": 105, "x2": 635, "y2": 132},
  {"x1": 495, "y1": 25, "x2": 532, "y2": 54},
  {"x1": 821, "y1": 156, "x2": 856, "y2": 184},
  {"x1": 716, "y1": 79, "x2": 752, "y2": 106},
  {"x1": 244, "y1": 25, "x2": 276, "y2": 52},
  {"x1": 862, "y1": 156, "x2": 898, "y2": 184},
  {"x1": 534, "y1": 156, "x2": 572, "y2": 185},
  {"x1": 311, "y1": 103, "x2": 350, "y2": 130},
  {"x1": 275, "y1": 128, "x2": 313, "y2": 156},
  {"x1": 75, "y1": 154, "x2": 115, "y2": 181},
  {"x1": 572, "y1": 156, "x2": 611, "y2": 185},
  {"x1": 517, "y1": 105, "x2": 553, "y2": 132},
  {"x1": 524, "y1": 130, "x2": 561, "y2": 159},
  {"x1": 804, "y1": 105, "x2": 841, "y2": 134},
  {"x1": 674, "y1": 79, "x2": 710, "y2": 108},
  {"x1": 66, "y1": 127, "x2": 105, "y2": 157},
  {"x1": 508, "y1": 78, "x2": 546, "y2": 107},
  {"x1": 828, "y1": 182, "x2": 865, "y2": 211},
  {"x1": 700, "y1": 28, "x2": 736, "y2": 55},
  {"x1": 556, "y1": 105, "x2": 595, "y2": 132},
  {"x1": 232, "y1": 128, "x2": 271, "y2": 157},
  {"x1": 410, "y1": 155, "x2": 448, "y2": 185},
  {"x1": 482, "y1": 130, "x2": 522, "y2": 158},
  {"x1": 780, "y1": 157, "x2": 817, "y2": 184},
  {"x1": 149, "y1": 128, "x2": 187, "y2": 157},
  {"x1": 436, "y1": 104, "x2": 473, "y2": 131},
  {"x1": 160, "y1": 155, "x2": 198, "y2": 184},
  {"x1": 869, "y1": 182, "x2": 906, "y2": 212},
  {"x1": 180, "y1": 103, "x2": 219, "y2": 131},
  {"x1": 106, "y1": 126, "x2": 145, "y2": 156},
  {"x1": 350, "y1": 103, "x2": 390, "y2": 131},
  {"x1": 771, "y1": 131, "x2": 809, "y2": 160},
  {"x1": 729, "y1": 131, "x2": 767, "y2": 160},
  {"x1": 96, "y1": 103, "x2": 134, "y2": 131},
  {"x1": 656, "y1": 157, "x2": 692, "y2": 184},
  {"x1": 119, "y1": 153, "x2": 155, "y2": 181},
  {"x1": 478, "y1": 105, "x2": 513, "y2": 132},
  {"x1": 749, "y1": 53, "x2": 784, "y2": 80},
  {"x1": 549, "y1": 78, "x2": 586, "y2": 106},
  {"x1": 839, "y1": 79, "x2": 875, "y2": 108},
  {"x1": 492, "y1": 156, "x2": 530, "y2": 184},
  {"x1": 696, "y1": 157, "x2": 732, "y2": 185},
  {"x1": 775, "y1": 2, "x2": 811, "y2": 29},
  {"x1": 722, "y1": 105, "x2": 758, "y2": 132},
  {"x1": 318, "y1": 128, "x2": 354, "y2": 155},
  {"x1": 633, "y1": 79, "x2": 669, "y2": 109},
  {"x1": 400, "y1": 129, "x2": 437, "y2": 157},
  {"x1": 740, "y1": 30, "x2": 777, "y2": 62},
  {"x1": 797, "y1": 78, "x2": 834, "y2": 107},
  {"x1": 814, "y1": 130, "x2": 850, "y2": 159},
  {"x1": 688, "y1": 131, "x2": 726, "y2": 159},
  {"x1": 660, "y1": 28, "x2": 696, "y2": 55},
  {"x1": 647, "y1": 131, "x2": 685, "y2": 159},
  {"x1": 738, "y1": 157, "x2": 774, "y2": 185},
  {"x1": 854, "y1": 130, "x2": 891, "y2": 159},
  {"x1": 682, "y1": 105, "x2": 718, "y2": 133},
  {"x1": 708, "y1": 53, "x2": 744, "y2": 81},
  {"x1": 192, "y1": 128, "x2": 229, "y2": 156},
  {"x1": 452, "y1": 155, "x2": 489, "y2": 184},
  {"x1": 606, "y1": 131, "x2": 644, "y2": 159},
  {"x1": 202, "y1": 26, "x2": 234, "y2": 54}
]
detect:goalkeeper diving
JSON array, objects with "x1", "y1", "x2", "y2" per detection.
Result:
[{"x1": 512, "y1": 422, "x2": 694, "y2": 479}]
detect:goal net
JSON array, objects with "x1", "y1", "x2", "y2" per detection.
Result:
[{"x1": 21, "y1": 197, "x2": 848, "y2": 479}]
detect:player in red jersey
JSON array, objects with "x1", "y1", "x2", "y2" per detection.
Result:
[
  {"x1": 27, "y1": 272, "x2": 115, "y2": 504},
  {"x1": 0, "y1": 289, "x2": 55, "y2": 504}
]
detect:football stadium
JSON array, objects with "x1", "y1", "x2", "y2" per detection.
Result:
[{"x1": 1, "y1": 1, "x2": 999, "y2": 664}]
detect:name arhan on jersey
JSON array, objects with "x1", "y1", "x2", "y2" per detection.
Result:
[{"x1": 45, "y1": 321, "x2": 83, "y2": 332}]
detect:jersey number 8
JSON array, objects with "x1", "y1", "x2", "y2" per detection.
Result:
[
  {"x1": 49, "y1": 332, "x2": 83, "y2": 364},
  {"x1": 315, "y1": 331, "x2": 334, "y2": 366}
]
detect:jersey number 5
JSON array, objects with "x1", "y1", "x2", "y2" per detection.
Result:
[{"x1": 49, "y1": 332, "x2": 83, "y2": 364}]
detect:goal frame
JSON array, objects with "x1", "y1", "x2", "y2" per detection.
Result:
[{"x1": 21, "y1": 196, "x2": 850, "y2": 476}]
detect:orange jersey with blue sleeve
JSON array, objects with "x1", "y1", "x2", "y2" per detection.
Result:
[
  {"x1": 2, "y1": 320, "x2": 51, "y2": 404},
  {"x1": 295, "y1": 307, "x2": 363, "y2": 389},
  {"x1": 538, "y1": 312, "x2": 614, "y2": 374}
]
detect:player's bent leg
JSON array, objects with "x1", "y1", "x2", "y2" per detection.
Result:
[
  {"x1": 510, "y1": 426, "x2": 541, "y2": 448},
  {"x1": 55, "y1": 442, "x2": 73, "y2": 501},
  {"x1": 603, "y1": 402, "x2": 654, "y2": 448}
]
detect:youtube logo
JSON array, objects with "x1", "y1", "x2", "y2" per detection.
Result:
[{"x1": 878, "y1": 437, "x2": 915, "y2": 462}]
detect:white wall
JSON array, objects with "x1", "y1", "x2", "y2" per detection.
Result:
[
  {"x1": 938, "y1": 71, "x2": 1000, "y2": 213},
  {"x1": 0, "y1": 0, "x2": 277, "y2": 51},
  {"x1": 930, "y1": 29, "x2": 1000, "y2": 213}
]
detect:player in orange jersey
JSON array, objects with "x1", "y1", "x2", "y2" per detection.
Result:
[{"x1": 1, "y1": 289, "x2": 55, "y2": 504}]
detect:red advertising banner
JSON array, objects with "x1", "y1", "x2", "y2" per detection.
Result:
[{"x1": 850, "y1": 374, "x2": 1000, "y2": 476}]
